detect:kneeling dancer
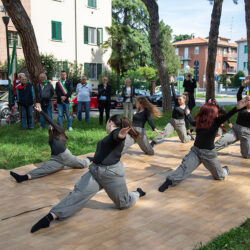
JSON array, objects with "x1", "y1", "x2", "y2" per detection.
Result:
[
  {"x1": 158, "y1": 96, "x2": 249, "y2": 192},
  {"x1": 31, "y1": 115, "x2": 146, "y2": 233},
  {"x1": 215, "y1": 79, "x2": 250, "y2": 158},
  {"x1": 151, "y1": 82, "x2": 192, "y2": 147},
  {"x1": 10, "y1": 104, "x2": 89, "y2": 183}
]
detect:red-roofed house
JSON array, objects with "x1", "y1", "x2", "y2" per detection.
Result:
[{"x1": 172, "y1": 36, "x2": 237, "y2": 87}]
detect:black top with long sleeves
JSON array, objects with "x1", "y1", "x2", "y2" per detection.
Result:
[
  {"x1": 55, "y1": 79, "x2": 73, "y2": 104},
  {"x1": 40, "y1": 111, "x2": 66, "y2": 155},
  {"x1": 188, "y1": 107, "x2": 238, "y2": 150},
  {"x1": 93, "y1": 128, "x2": 125, "y2": 165},
  {"x1": 183, "y1": 78, "x2": 197, "y2": 95},
  {"x1": 171, "y1": 83, "x2": 188, "y2": 120},
  {"x1": 236, "y1": 86, "x2": 250, "y2": 128},
  {"x1": 132, "y1": 109, "x2": 156, "y2": 131},
  {"x1": 97, "y1": 83, "x2": 112, "y2": 103}
]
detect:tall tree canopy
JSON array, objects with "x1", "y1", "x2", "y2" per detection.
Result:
[{"x1": 173, "y1": 34, "x2": 194, "y2": 42}]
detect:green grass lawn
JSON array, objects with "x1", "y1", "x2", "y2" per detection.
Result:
[
  {"x1": 0, "y1": 105, "x2": 238, "y2": 170},
  {"x1": 195, "y1": 94, "x2": 233, "y2": 98},
  {"x1": 196, "y1": 219, "x2": 250, "y2": 249}
]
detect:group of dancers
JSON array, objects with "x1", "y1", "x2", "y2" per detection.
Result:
[{"x1": 10, "y1": 78, "x2": 250, "y2": 233}]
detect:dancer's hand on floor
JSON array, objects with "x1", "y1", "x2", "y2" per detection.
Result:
[{"x1": 118, "y1": 127, "x2": 131, "y2": 139}]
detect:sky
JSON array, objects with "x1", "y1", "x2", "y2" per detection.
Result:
[{"x1": 158, "y1": 0, "x2": 246, "y2": 43}]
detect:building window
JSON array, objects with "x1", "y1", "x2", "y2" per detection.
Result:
[
  {"x1": 88, "y1": 0, "x2": 97, "y2": 8},
  {"x1": 228, "y1": 48, "x2": 232, "y2": 56},
  {"x1": 8, "y1": 31, "x2": 21, "y2": 48},
  {"x1": 84, "y1": 63, "x2": 102, "y2": 80},
  {"x1": 218, "y1": 62, "x2": 221, "y2": 69},
  {"x1": 218, "y1": 48, "x2": 221, "y2": 55},
  {"x1": 194, "y1": 46, "x2": 199, "y2": 55},
  {"x1": 223, "y1": 48, "x2": 227, "y2": 56},
  {"x1": 84, "y1": 26, "x2": 103, "y2": 45},
  {"x1": 184, "y1": 47, "x2": 189, "y2": 58},
  {"x1": 244, "y1": 45, "x2": 248, "y2": 53},
  {"x1": 175, "y1": 48, "x2": 179, "y2": 56},
  {"x1": 51, "y1": 21, "x2": 62, "y2": 41},
  {"x1": 244, "y1": 62, "x2": 248, "y2": 69}
]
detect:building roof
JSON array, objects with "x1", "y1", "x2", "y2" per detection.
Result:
[
  {"x1": 235, "y1": 38, "x2": 247, "y2": 43},
  {"x1": 172, "y1": 37, "x2": 237, "y2": 48}
]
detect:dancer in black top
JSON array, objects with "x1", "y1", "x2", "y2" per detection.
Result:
[
  {"x1": 122, "y1": 96, "x2": 163, "y2": 155},
  {"x1": 158, "y1": 96, "x2": 250, "y2": 192},
  {"x1": 151, "y1": 83, "x2": 192, "y2": 147},
  {"x1": 10, "y1": 104, "x2": 89, "y2": 183},
  {"x1": 30, "y1": 115, "x2": 145, "y2": 233},
  {"x1": 183, "y1": 73, "x2": 197, "y2": 112},
  {"x1": 215, "y1": 77, "x2": 250, "y2": 158}
]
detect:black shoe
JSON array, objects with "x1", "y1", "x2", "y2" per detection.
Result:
[
  {"x1": 150, "y1": 141, "x2": 156, "y2": 148},
  {"x1": 188, "y1": 134, "x2": 195, "y2": 141},
  {"x1": 10, "y1": 171, "x2": 28, "y2": 183},
  {"x1": 136, "y1": 188, "x2": 146, "y2": 197},
  {"x1": 31, "y1": 213, "x2": 54, "y2": 233},
  {"x1": 158, "y1": 178, "x2": 172, "y2": 192},
  {"x1": 223, "y1": 166, "x2": 229, "y2": 176}
]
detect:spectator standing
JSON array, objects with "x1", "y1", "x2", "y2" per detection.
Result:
[
  {"x1": 97, "y1": 76, "x2": 112, "y2": 125},
  {"x1": 56, "y1": 71, "x2": 73, "y2": 131},
  {"x1": 122, "y1": 78, "x2": 134, "y2": 120},
  {"x1": 76, "y1": 75, "x2": 92, "y2": 123},
  {"x1": 183, "y1": 73, "x2": 197, "y2": 112},
  {"x1": 16, "y1": 74, "x2": 34, "y2": 130},
  {"x1": 36, "y1": 73, "x2": 54, "y2": 128}
]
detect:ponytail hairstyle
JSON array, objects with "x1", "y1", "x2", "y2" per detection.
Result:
[
  {"x1": 194, "y1": 103, "x2": 218, "y2": 129},
  {"x1": 136, "y1": 96, "x2": 162, "y2": 118},
  {"x1": 48, "y1": 124, "x2": 68, "y2": 143},
  {"x1": 109, "y1": 114, "x2": 140, "y2": 140}
]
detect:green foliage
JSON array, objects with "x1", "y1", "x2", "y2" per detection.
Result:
[
  {"x1": 218, "y1": 73, "x2": 227, "y2": 86},
  {"x1": 136, "y1": 67, "x2": 157, "y2": 81},
  {"x1": 230, "y1": 70, "x2": 245, "y2": 88},
  {"x1": 159, "y1": 20, "x2": 181, "y2": 76},
  {"x1": 40, "y1": 54, "x2": 58, "y2": 80},
  {"x1": 173, "y1": 34, "x2": 194, "y2": 42}
]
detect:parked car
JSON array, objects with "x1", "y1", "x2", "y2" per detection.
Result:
[
  {"x1": 53, "y1": 90, "x2": 117, "y2": 112},
  {"x1": 149, "y1": 89, "x2": 180, "y2": 107},
  {"x1": 0, "y1": 92, "x2": 10, "y2": 119}
]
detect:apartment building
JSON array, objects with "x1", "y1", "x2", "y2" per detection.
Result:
[
  {"x1": 0, "y1": 0, "x2": 112, "y2": 87},
  {"x1": 172, "y1": 37, "x2": 237, "y2": 87},
  {"x1": 236, "y1": 38, "x2": 248, "y2": 75}
]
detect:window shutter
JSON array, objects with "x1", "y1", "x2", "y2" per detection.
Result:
[
  {"x1": 52, "y1": 21, "x2": 57, "y2": 40},
  {"x1": 84, "y1": 26, "x2": 89, "y2": 44},
  {"x1": 84, "y1": 63, "x2": 90, "y2": 77},
  {"x1": 97, "y1": 28, "x2": 103, "y2": 45},
  {"x1": 57, "y1": 22, "x2": 62, "y2": 40},
  {"x1": 97, "y1": 64, "x2": 102, "y2": 79},
  {"x1": 93, "y1": 0, "x2": 97, "y2": 8}
]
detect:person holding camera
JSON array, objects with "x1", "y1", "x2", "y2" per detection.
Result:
[
  {"x1": 183, "y1": 73, "x2": 197, "y2": 112},
  {"x1": 36, "y1": 73, "x2": 54, "y2": 128}
]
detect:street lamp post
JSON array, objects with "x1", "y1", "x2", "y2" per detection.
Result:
[{"x1": 2, "y1": 15, "x2": 10, "y2": 78}]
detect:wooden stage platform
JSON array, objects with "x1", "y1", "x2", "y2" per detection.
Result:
[{"x1": 0, "y1": 137, "x2": 249, "y2": 250}]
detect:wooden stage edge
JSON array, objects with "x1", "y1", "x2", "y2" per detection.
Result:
[{"x1": 0, "y1": 137, "x2": 249, "y2": 250}]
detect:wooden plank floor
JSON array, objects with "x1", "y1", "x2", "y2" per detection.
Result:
[{"x1": 0, "y1": 137, "x2": 249, "y2": 250}]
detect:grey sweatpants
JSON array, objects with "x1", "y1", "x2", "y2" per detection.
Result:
[
  {"x1": 153, "y1": 118, "x2": 191, "y2": 144},
  {"x1": 28, "y1": 149, "x2": 90, "y2": 179},
  {"x1": 167, "y1": 146, "x2": 228, "y2": 186},
  {"x1": 50, "y1": 162, "x2": 140, "y2": 219},
  {"x1": 123, "y1": 102, "x2": 133, "y2": 120},
  {"x1": 215, "y1": 124, "x2": 250, "y2": 159},
  {"x1": 122, "y1": 127, "x2": 154, "y2": 155}
]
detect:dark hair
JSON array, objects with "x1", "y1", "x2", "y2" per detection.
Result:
[
  {"x1": 61, "y1": 70, "x2": 66, "y2": 73},
  {"x1": 48, "y1": 124, "x2": 68, "y2": 143},
  {"x1": 109, "y1": 114, "x2": 139, "y2": 140},
  {"x1": 194, "y1": 103, "x2": 218, "y2": 129}
]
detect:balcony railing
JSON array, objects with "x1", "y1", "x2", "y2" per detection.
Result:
[
  {"x1": 223, "y1": 56, "x2": 237, "y2": 62},
  {"x1": 179, "y1": 56, "x2": 192, "y2": 61},
  {"x1": 223, "y1": 68, "x2": 236, "y2": 74}
]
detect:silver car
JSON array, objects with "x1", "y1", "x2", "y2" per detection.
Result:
[{"x1": 0, "y1": 92, "x2": 10, "y2": 119}]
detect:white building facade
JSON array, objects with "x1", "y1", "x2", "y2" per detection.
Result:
[
  {"x1": 0, "y1": 0, "x2": 112, "y2": 87},
  {"x1": 236, "y1": 38, "x2": 248, "y2": 76}
]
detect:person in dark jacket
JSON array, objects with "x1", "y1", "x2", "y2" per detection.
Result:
[
  {"x1": 37, "y1": 73, "x2": 54, "y2": 128},
  {"x1": 122, "y1": 78, "x2": 135, "y2": 120},
  {"x1": 183, "y1": 73, "x2": 197, "y2": 112},
  {"x1": 55, "y1": 71, "x2": 73, "y2": 131},
  {"x1": 16, "y1": 74, "x2": 34, "y2": 130},
  {"x1": 97, "y1": 76, "x2": 112, "y2": 125}
]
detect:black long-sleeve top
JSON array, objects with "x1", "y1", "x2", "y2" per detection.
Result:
[
  {"x1": 55, "y1": 79, "x2": 73, "y2": 104},
  {"x1": 93, "y1": 128, "x2": 125, "y2": 165},
  {"x1": 171, "y1": 83, "x2": 188, "y2": 120},
  {"x1": 236, "y1": 86, "x2": 250, "y2": 128},
  {"x1": 97, "y1": 83, "x2": 112, "y2": 102},
  {"x1": 187, "y1": 107, "x2": 238, "y2": 150},
  {"x1": 40, "y1": 111, "x2": 66, "y2": 155},
  {"x1": 183, "y1": 78, "x2": 197, "y2": 95},
  {"x1": 132, "y1": 109, "x2": 156, "y2": 131}
]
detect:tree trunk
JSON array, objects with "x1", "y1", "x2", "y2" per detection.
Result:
[
  {"x1": 245, "y1": 0, "x2": 250, "y2": 76},
  {"x1": 205, "y1": 0, "x2": 223, "y2": 102},
  {"x1": 2, "y1": 0, "x2": 42, "y2": 102},
  {"x1": 141, "y1": 0, "x2": 171, "y2": 111}
]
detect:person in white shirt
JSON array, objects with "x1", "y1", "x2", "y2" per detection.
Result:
[{"x1": 76, "y1": 75, "x2": 92, "y2": 123}]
